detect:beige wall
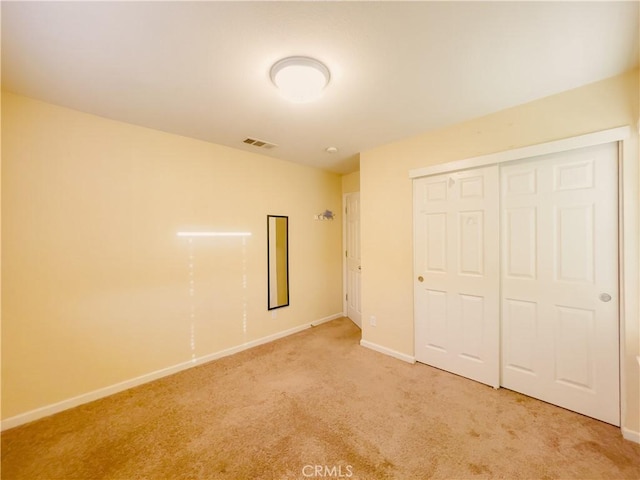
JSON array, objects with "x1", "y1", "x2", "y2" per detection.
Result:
[
  {"x1": 341, "y1": 169, "x2": 360, "y2": 194},
  {"x1": 1, "y1": 92, "x2": 343, "y2": 419},
  {"x1": 360, "y1": 69, "x2": 640, "y2": 433}
]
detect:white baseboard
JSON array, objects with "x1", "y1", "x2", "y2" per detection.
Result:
[
  {"x1": 360, "y1": 339, "x2": 415, "y2": 364},
  {"x1": 622, "y1": 427, "x2": 640, "y2": 443},
  {"x1": 311, "y1": 313, "x2": 343, "y2": 326},
  {"x1": 1, "y1": 313, "x2": 343, "y2": 432}
]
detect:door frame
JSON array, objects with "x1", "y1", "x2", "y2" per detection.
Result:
[{"x1": 410, "y1": 125, "x2": 637, "y2": 441}]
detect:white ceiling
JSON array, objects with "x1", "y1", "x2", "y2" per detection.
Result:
[{"x1": 2, "y1": 1, "x2": 638, "y2": 174}]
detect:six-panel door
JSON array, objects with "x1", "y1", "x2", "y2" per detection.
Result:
[
  {"x1": 414, "y1": 166, "x2": 500, "y2": 387},
  {"x1": 501, "y1": 143, "x2": 619, "y2": 425},
  {"x1": 346, "y1": 193, "x2": 362, "y2": 327}
]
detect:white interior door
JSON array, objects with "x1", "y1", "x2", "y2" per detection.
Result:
[
  {"x1": 501, "y1": 143, "x2": 619, "y2": 426},
  {"x1": 414, "y1": 167, "x2": 500, "y2": 387},
  {"x1": 345, "y1": 193, "x2": 362, "y2": 328}
]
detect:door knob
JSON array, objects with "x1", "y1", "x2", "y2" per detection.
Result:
[
  {"x1": 599, "y1": 293, "x2": 612, "y2": 302},
  {"x1": 358, "y1": 265, "x2": 361, "y2": 271},
  {"x1": 418, "y1": 276, "x2": 424, "y2": 282}
]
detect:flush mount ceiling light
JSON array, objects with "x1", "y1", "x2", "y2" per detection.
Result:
[{"x1": 270, "y1": 56, "x2": 330, "y2": 103}]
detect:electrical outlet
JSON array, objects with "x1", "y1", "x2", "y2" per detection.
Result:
[
  {"x1": 271, "y1": 310, "x2": 277, "y2": 319},
  {"x1": 370, "y1": 315, "x2": 377, "y2": 327}
]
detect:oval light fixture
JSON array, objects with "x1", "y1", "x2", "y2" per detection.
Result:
[{"x1": 270, "y1": 56, "x2": 330, "y2": 103}]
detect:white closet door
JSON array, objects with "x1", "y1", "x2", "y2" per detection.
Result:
[
  {"x1": 414, "y1": 166, "x2": 499, "y2": 387},
  {"x1": 501, "y1": 143, "x2": 619, "y2": 425}
]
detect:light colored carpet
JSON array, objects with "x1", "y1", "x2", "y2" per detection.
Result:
[{"x1": 2, "y1": 317, "x2": 639, "y2": 479}]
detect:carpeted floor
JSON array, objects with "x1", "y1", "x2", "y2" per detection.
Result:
[{"x1": 2, "y1": 317, "x2": 639, "y2": 479}]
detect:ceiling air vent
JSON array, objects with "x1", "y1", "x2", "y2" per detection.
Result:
[{"x1": 243, "y1": 137, "x2": 278, "y2": 150}]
